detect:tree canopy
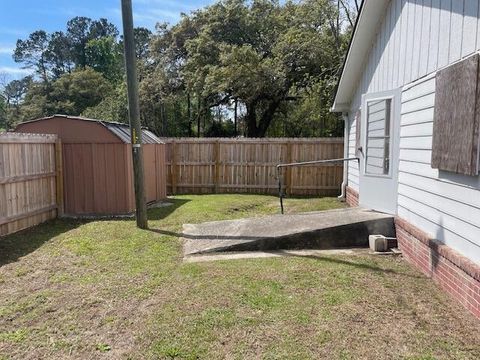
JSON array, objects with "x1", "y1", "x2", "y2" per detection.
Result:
[{"x1": 1, "y1": 0, "x2": 356, "y2": 137}]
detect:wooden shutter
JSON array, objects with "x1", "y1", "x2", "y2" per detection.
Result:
[
  {"x1": 355, "y1": 109, "x2": 362, "y2": 157},
  {"x1": 432, "y1": 54, "x2": 480, "y2": 176}
]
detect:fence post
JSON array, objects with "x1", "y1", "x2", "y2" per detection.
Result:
[
  {"x1": 214, "y1": 139, "x2": 221, "y2": 193},
  {"x1": 285, "y1": 140, "x2": 293, "y2": 196},
  {"x1": 55, "y1": 139, "x2": 64, "y2": 217},
  {"x1": 171, "y1": 140, "x2": 177, "y2": 195}
]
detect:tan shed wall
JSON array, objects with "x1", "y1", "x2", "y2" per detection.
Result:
[
  {"x1": 62, "y1": 143, "x2": 133, "y2": 215},
  {"x1": 62, "y1": 143, "x2": 167, "y2": 216},
  {"x1": 16, "y1": 117, "x2": 122, "y2": 144},
  {"x1": 144, "y1": 144, "x2": 168, "y2": 202}
]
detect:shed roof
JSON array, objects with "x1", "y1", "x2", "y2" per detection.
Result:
[
  {"x1": 102, "y1": 121, "x2": 161, "y2": 144},
  {"x1": 331, "y1": 0, "x2": 390, "y2": 112},
  {"x1": 19, "y1": 115, "x2": 164, "y2": 144}
]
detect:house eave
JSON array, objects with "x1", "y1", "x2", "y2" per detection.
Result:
[
  {"x1": 330, "y1": 103, "x2": 350, "y2": 113},
  {"x1": 332, "y1": 0, "x2": 390, "y2": 112}
]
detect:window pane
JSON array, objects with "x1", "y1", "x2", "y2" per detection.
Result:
[{"x1": 365, "y1": 99, "x2": 391, "y2": 175}]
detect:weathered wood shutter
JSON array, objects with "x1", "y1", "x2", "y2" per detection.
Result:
[
  {"x1": 355, "y1": 109, "x2": 362, "y2": 157},
  {"x1": 432, "y1": 54, "x2": 480, "y2": 176}
]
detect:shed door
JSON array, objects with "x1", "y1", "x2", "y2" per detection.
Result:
[{"x1": 359, "y1": 89, "x2": 400, "y2": 214}]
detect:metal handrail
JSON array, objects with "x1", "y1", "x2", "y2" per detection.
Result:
[{"x1": 276, "y1": 157, "x2": 359, "y2": 214}]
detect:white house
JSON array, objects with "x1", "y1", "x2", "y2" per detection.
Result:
[{"x1": 332, "y1": 0, "x2": 480, "y2": 319}]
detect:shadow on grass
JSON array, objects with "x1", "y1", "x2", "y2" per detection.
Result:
[
  {"x1": 148, "y1": 226, "x2": 421, "y2": 279},
  {"x1": 147, "y1": 198, "x2": 191, "y2": 221},
  {"x1": 148, "y1": 228, "x2": 264, "y2": 241},
  {"x1": 269, "y1": 251, "x2": 423, "y2": 279},
  {"x1": 0, "y1": 198, "x2": 189, "y2": 268},
  {"x1": 0, "y1": 219, "x2": 83, "y2": 268}
]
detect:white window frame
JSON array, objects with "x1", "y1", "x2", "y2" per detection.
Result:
[{"x1": 361, "y1": 90, "x2": 399, "y2": 179}]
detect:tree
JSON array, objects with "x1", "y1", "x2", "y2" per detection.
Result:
[
  {"x1": 2, "y1": 76, "x2": 33, "y2": 126},
  {"x1": 46, "y1": 31, "x2": 74, "y2": 78},
  {"x1": 150, "y1": 0, "x2": 351, "y2": 137},
  {"x1": 67, "y1": 17, "x2": 119, "y2": 69},
  {"x1": 13, "y1": 17, "x2": 121, "y2": 82},
  {"x1": 85, "y1": 37, "x2": 123, "y2": 82},
  {"x1": 13, "y1": 31, "x2": 51, "y2": 83},
  {"x1": 266, "y1": 79, "x2": 342, "y2": 137},
  {"x1": 8, "y1": 3, "x2": 356, "y2": 137},
  {"x1": 48, "y1": 68, "x2": 112, "y2": 115},
  {"x1": 9, "y1": 16, "x2": 133, "y2": 125},
  {"x1": 0, "y1": 95, "x2": 6, "y2": 130},
  {"x1": 132, "y1": 27, "x2": 153, "y2": 60},
  {"x1": 82, "y1": 81, "x2": 128, "y2": 123}
]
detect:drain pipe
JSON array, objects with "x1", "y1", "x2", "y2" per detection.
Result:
[{"x1": 338, "y1": 112, "x2": 349, "y2": 201}]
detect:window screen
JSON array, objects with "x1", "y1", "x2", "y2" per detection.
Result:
[{"x1": 365, "y1": 99, "x2": 391, "y2": 176}]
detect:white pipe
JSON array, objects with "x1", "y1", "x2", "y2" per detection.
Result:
[{"x1": 338, "y1": 112, "x2": 350, "y2": 201}]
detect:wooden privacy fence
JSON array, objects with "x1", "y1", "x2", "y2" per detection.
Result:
[
  {"x1": 164, "y1": 138, "x2": 344, "y2": 196},
  {"x1": 0, "y1": 133, "x2": 62, "y2": 236}
]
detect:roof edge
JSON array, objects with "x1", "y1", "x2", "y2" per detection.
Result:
[
  {"x1": 332, "y1": 0, "x2": 390, "y2": 112},
  {"x1": 16, "y1": 114, "x2": 163, "y2": 144}
]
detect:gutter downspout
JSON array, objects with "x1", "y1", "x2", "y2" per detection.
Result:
[{"x1": 338, "y1": 112, "x2": 349, "y2": 201}]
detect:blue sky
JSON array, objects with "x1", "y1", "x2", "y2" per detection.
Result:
[{"x1": 0, "y1": 0, "x2": 215, "y2": 79}]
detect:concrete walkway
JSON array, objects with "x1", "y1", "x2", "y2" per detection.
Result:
[
  {"x1": 184, "y1": 248, "x2": 370, "y2": 263},
  {"x1": 182, "y1": 208, "x2": 395, "y2": 256}
]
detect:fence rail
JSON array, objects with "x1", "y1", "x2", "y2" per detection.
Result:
[
  {"x1": 163, "y1": 137, "x2": 344, "y2": 196},
  {"x1": 0, "y1": 133, "x2": 62, "y2": 236}
]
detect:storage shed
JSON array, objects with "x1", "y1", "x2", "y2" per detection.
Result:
[{"x1": 15, "y1": 115, "x2": 167, "y2": 216}]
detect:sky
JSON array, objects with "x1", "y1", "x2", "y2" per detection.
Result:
[{"x1": 0, "y1": 0, "x2": 215, "y2": 79}]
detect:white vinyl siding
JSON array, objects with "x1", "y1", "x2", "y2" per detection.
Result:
[
  {"x1": 353, "y1": 0, "x2": 480, "y2": 110},
  {"x1": 345, "y1": 0, "x2": 480, "y2": 264},
  {"x1": 398, "y1": 77, "x2": 480, "y2": 264},
  {"x1": 347, "y1": 0, "x2": 480, "y2": 209}
]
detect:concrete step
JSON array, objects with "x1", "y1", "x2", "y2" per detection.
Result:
[{"x1": 182, "y1": 208, "x2": 395, "y2": 255}]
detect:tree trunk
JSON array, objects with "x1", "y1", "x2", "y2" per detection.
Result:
[
  {"x1": 245, "y1": 102, "x2": 258, "y2": 137},
  {"x1": 161, "y1": 102, "x2": 167, "y2": 137},
  {"x1": 187, "y1": 92, "x2": 192, "y2": 136},
  {"x1": 245, "y1": 99, "x2": 282, "y2": 138},
  {"x1": 197, "y1": 96, "x2": 201, "y2": 137},
  {"x1": 234, "y1": 98, "x2": 238, "y2": 136},
  {"x1": 258, "y1": 99, "x2": 281, "y2": 136}
]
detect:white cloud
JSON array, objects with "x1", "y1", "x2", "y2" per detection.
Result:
[
  {"x1": 134, "y1": 8, "x2": 180, "y2": 22},
  {"x1": 0, "y1": 66, "x2": 32, "y2": 76},
  {"x1": 109, "y1": 6, "x2": 182, "y2": 28},
  {"x1": 0, "y1": 47, "x2": 14, "y2": 55},
  {"x1": 134, "y1": 0, "x2": 196, "y2": 10},
  {"x1": 109, "y1": 0, "x2": 204, "y2": 27}
]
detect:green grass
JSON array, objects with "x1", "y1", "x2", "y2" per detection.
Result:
[{"x1": 0, "y1": 194, "x2": 479, "y2": 359}]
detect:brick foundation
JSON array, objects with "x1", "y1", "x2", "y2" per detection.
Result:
[
  {"x1": 345, "y1": 186, "x2": 359, "y2": 207},
  {"x1": 395, "y1": 217, "x2": 480, "y2": 320}
]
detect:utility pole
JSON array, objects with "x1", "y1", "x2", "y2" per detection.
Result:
[{"x1": 121, "y1": 0, "x2": 148, "y2": 229}]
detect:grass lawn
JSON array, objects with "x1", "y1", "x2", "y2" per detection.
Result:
[{"x1": 0, "y1": 194, "x2": 479, "y2": 359}]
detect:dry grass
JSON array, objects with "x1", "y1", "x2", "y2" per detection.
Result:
[{"x1": 0, "y1": 194, "x2": 479, "y2": 360}]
